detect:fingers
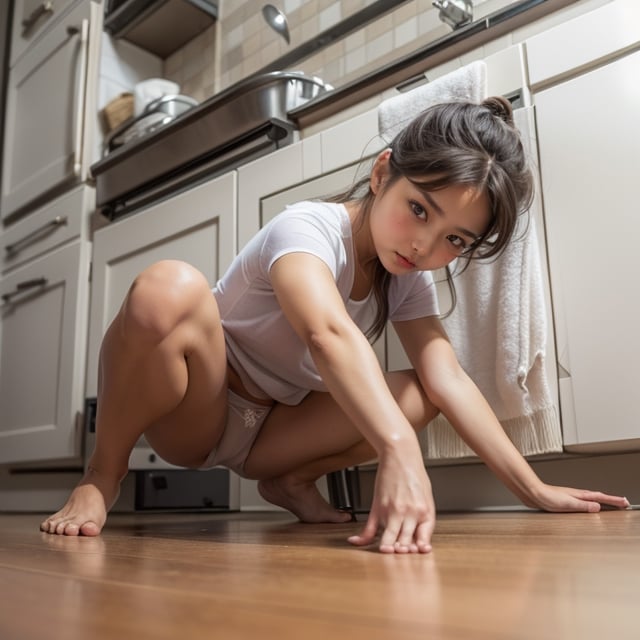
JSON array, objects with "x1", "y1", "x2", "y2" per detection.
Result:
[
  {"x1": 347, "y1": 511, "x2": 434, "y2": 554},
  {"x1": 540, "y1": 486, "x2": 631, "y2": 513},
  {"x1": 579, "y1": 491, "x2": 630, "y2": 509},
  {"x1": 347, "y1": 513, "x2": 379, "y2": 547}
]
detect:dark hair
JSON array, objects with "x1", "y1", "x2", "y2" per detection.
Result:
[{"x1": 332, "y1": 96, "x2": 534, "y2": 342}]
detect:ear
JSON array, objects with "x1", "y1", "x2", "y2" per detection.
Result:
[{"x1": 370, "y1": 148, "x2": 392, "y2": 194}]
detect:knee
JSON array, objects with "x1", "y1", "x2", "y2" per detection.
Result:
[
  {"x1": 390, "y1": 370, "x2": 440, "y2": 432},
  {"x1": 120, "y1": 260, "x2": 217, "y2": 342}
]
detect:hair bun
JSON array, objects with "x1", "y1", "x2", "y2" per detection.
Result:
[{"x1": 482, "y1": 96, "x2": 514, "y2": 125}]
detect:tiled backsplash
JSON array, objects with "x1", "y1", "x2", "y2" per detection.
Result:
[
  {"x1": 100, "y1": 0, "x2": 611, "y2": 129},
  {"x1": 162, "y1": 0, "x2": 511, "y2": 103}
]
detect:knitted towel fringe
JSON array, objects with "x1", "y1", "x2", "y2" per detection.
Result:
[{"x1": 419, "y1": 405, "x2": 563, "y2": 460}]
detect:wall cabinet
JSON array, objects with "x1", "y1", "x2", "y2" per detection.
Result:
[
  {"x1": 1, "y1": 0, "x2": 101, "y2": 221},
  {"x1": 85, "y1": 172, "x2": 237, "y2": 469},
  {"x1": 527, "y1": 0, "x2": 640, "y2": 452}
]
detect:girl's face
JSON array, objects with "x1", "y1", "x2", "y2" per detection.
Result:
[{"x1": 366, "y1": 151, "x2": 491, "y2": 273}]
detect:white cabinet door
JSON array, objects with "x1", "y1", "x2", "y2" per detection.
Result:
[
  {"x1": 534, "y1": 50, "x2": 640, "y2": 450},
  {"x1": 1, "y1": 0, "x2": 101, "y2": 220},
  {"x1": 0, "y1": 240, "x2": 91, "y2": 464},
  {"x1": 257, "y1": 159, "x2": 388, "y2": 369},
  {"x1": 85, "y1": 173, "x2": 235, "y2": 502},
  {"x1": 86, "y1": 172, "x2": 237, "y2": 400}
]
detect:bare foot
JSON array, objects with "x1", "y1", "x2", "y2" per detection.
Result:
[
  {"x1": 40, "y1": 467, "x2": 121, "y2": 536},
  {"x1": 258, "y1": 476, "x2": 353, "y2": 523}
]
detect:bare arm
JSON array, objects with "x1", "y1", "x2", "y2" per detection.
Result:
[
  {"x1": 270, "y1": 252, "x2": 435, "y2": 552},
  {"x1": 394, "y1": 315, "x2": 630, "y2": 512}
]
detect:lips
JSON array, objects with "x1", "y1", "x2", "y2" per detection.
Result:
[{"x1": 395, "y1": 252, "x2": 415, "y2": 269}]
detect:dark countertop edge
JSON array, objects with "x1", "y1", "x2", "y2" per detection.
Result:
[{"x1": 288, "y1": 0, "x2": 577, "y2": 129}]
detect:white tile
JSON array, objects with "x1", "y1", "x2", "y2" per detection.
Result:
[
  {"x1": 394, "y1": 16, "x2": 418, "y2": 49},
  {"x1": 319, "y1": 2, "x2": 342, "y2": 31},
  {"x1": 345, "y1": 45, "x2": 366, "y2": 74}
]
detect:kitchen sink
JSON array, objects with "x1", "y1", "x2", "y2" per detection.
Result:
[{"x1": 91, "y1": 71, "x2": 332, "y2": 218}]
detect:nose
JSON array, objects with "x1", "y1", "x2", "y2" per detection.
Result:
[
  {"x1": 412, "y1": 232, "x2": 452, "y2": 270},
  {"x1": 411, "y1": 232, "x2": 435, "y2": 259}
]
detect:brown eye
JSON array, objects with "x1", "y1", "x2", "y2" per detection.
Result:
[
  {"x1": 410, "y1": 201, "x2": 427, "y2": 219},
  {"x1": 447, "y1": 235, "x2": 467, "y2": 252}
]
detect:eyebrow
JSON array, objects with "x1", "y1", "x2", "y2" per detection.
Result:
[{"x1": 421, "y1": 190, "x2": 482, "y2": 241}]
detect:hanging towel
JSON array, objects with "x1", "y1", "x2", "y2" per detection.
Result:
[
  {"x1": 419, "y1": 217, "x2": 563, "y2": 459},
  {"x1": 378, "y1": 60, "x2": 488, "y2": 143}
]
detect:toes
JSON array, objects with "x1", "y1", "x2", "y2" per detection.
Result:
[
  {"x1": 62, "y1": 522, "x2": 81, "y2": 536},
  {"x1": 79, "y1": 522, "x2": 101, "y2": 537}
]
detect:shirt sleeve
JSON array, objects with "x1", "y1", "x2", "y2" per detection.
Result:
[
  {"x1": 258, "y1": 205, "x2": 343, "y2": 278},
  {"x1": 388, "y1": 271, "x2": 440, "y2": 321}
]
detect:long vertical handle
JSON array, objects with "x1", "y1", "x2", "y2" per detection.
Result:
[{"x1": 68, "y1": 20, "x2": 90, "y2": 177}]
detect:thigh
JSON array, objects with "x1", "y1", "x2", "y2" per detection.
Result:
[
  {"x1": 244, "y1": 369, "x2": 438, "y2": 479},
  {"x1": 139, "y1": 265, "x2": 230, "y2": 468}
]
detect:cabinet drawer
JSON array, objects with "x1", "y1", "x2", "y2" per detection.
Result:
[
  {"x1": 10, "y1": 0, "x2": 79, "y2": 66},
  {"x1": 0, "y1": 186, "x2": 92, "y2": 273}
]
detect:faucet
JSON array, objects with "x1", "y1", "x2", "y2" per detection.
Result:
[{"x1": 433, "y1": 0, "x2": 473, "y2": 30}]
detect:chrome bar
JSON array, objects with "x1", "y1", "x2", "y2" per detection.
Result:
[
  {"x1": 4, "y1": 216, "x2": 68, "y2": 256},
  {"x1": 1, "y1": 278, "x2": 49, "y2": 303},
  {"x1": 22, "y1": 1, "x2": 53, "y2": 34}
]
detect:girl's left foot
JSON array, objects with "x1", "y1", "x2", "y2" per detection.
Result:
[{"x1": 258, "y1": 476, "x2": 353, "y2": 523}]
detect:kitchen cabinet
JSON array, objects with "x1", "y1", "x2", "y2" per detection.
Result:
[
  {"x1": 238, "y1": 113, "x2": 387, "y2": 364},
  {"x1": 85, "y1": 171, "x2": 236, "y2": 470},
  {"x1": 237, "y1": 116, "x2": 390, "y2": 509},
  {"x1": 0, "y1": 185, "x2": 94, "y2": 467},
  {"x1": 0, "y1": 240, "x2": 91, "y2": 465},
  {"x1": 526, "y1": 0, "x2": 640, "y2": 451},
  {"x1": 10, "y1": 0, "x2": 82, "y2": 67},
  {"x1": 1, "y1": 0, "x2": 102, "y2": 221}
]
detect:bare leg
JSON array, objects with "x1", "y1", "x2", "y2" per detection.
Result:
[
  {"x1": 244, "y1": 370, "x2": 438, "y2": 523},
  {"x1": 41, "y1": 261, "x2": 228, "y2": 536}
]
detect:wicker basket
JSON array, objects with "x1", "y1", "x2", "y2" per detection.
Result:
[{"x1": 102, "y1": 92, "x2": 134, "y2": 132}]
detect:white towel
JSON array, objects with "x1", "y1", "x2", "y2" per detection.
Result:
[
  {"x1": 378, "y1": 60, "x2": 488, "y2": 142},
  {"x1": 420, "y1": 217, "x2": 563, "y2": 459}
]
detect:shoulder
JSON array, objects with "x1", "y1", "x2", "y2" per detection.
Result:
[
  {"x1": 258, "y1": 201, "x2": 352, "y2": 277},
  {"x1": 271, "y1": 201, "x2": 349, "y2": 235}
]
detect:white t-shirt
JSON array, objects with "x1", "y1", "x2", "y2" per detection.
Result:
[{"x1": 213, "y1": 201, "x2": 440, "y2": 405}]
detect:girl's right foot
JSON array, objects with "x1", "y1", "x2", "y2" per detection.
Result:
[
  {"x1": 40, "y1": 467, "x2": 122, "y2": 536},
  {"x1": 258, "y1": 475, "x2": 353, "y2": 524}
]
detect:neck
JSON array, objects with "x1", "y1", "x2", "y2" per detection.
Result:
[{"x1": 345, "y1": 200, "x2": 376, "y2": 268}]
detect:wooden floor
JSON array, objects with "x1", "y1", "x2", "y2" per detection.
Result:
[{"x1": 1, "y1": 509, "x2": 639, "y2": 640}]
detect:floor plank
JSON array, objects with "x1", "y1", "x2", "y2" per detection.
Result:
[{"x1": 0, "y1": 510, "x2": 638, "y2": 639}]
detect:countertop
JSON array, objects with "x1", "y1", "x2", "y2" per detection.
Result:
[{"x1": 288, "y1": 0, "x2": 578, "y2": 129}]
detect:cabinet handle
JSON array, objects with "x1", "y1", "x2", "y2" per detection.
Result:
[
  {"x1": 1, "y1": 278, "x2": 49, "y2": 303},
  {"x1": 22, "y1": 1, "x2": 54, "y2": 35},
  {"x1": 4, "y1": 216, "x2": 68, "y2": 257},
  {"x1": 68, "y1": 19, "x2": 90, "y2": 177}
]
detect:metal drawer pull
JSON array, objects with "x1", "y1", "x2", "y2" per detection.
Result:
[
  {"x1": 22, "y1": 1, "x2": 54, "y2": 34},
  {"x1": 4, "y1": 216, "x2": 68, "y2": 256},
  {"x1": 2, "y1": 278, "x2": 48, "y2": 303}
]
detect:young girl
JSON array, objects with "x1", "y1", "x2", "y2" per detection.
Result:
[{"x1": 41, "y1": 97, "x2": 629, "y2": 552}]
